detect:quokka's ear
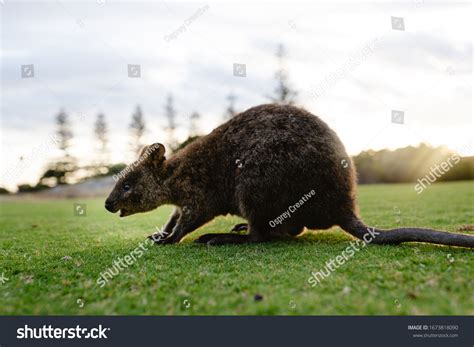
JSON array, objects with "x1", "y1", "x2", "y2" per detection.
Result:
[
  {"x1": 139, "y1": 145, "x2": 150, "y2": 157},
  {"x1": 140, "y1": 143, "x2": 166, "y2": 167}
]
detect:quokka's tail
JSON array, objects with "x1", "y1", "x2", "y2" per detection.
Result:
[{"x1": 340, "y1": 216, "x2": 474, "y2": 248}]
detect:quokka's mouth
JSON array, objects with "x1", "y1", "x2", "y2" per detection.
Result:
[
  {"x1": 119, "y1": 208, "x2": 135, "y2": 217},
  {"x1": 119, "y1": 209, "x2": 128, "y2": 217},
  {"x1": 105, "y1": 201, "x2": 119, "y2": 213}
]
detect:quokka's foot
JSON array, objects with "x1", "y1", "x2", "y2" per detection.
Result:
[
  {"x1": 147, "y1": 232, "x2": 174, "y2": 244},
  {"x1": 195, "y1": 233, "x2": 253, "y2": 245},
  {"x1": 230, "y1": 223, "x2": 248, "y2": 233}
]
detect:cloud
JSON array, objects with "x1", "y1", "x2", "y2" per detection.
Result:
[{"x1": 1, "y1": 1, "x2": 472, "y2": 189}]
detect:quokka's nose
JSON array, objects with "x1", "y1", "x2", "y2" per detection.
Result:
[{"x1": 104, "y1": 200, "x2": 116, "y2": 212}]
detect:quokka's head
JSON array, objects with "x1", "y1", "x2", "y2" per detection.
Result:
[{"x1": 105, "y1": 143, "x2": 168, "y2": 217}]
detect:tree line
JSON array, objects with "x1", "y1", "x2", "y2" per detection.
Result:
[
  {"x1": 3, "y1": 42, "x2": 472, "y2": 194},
  {"x1": 8, "y1": 44, "x2": 297, "y2": 193},
  {"x1": 353, "y1": 144, "x2": 473, "y2": 184}
]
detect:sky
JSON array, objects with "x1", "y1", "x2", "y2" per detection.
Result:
[{"x1": 0, "y1": 0, "x2": 472, "y2": 191}]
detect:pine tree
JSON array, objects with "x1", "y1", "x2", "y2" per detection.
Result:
[
  {"x1": 39, "y1": 109, "x2": 76, "y2": 185},
  {"x1": 129, "y1": 105, "x2": 146, "y2": 156},
  {"x1": 268, "y1": 43, "x2": 297, "y2": 105},
  {"x1": 223, "y1": 92, "x2": 237, "y2": 120},
  {"x1": 189, "y1": 111, "x2": 201, "y2": 137},
  {"x1": 56, "y1": 109, "x2": 73, "y2": 155},
  {"x1": 165, "y1": 94, "x2": 178, "y2": 150},
  {"x1": 94, "y1": 113, "x2": 108, "y2": 167}
]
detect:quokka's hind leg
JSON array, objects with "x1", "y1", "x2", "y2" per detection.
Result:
[
  {"x1": 230, "y1": 223, "x2": 248, "y2": 233},
  {"x1": 195, "y1": 223, "x2": 267, "y2": 245},
  {"x1": 195, "y1": 233, "x2": 254, "y2": 245},
  {"x1": 287, "y1": 225, "x2": 305, "y2": 236}
]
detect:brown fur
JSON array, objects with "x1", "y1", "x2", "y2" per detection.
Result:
[{"x1": 105, "y1": 104, "x2": 474, "y2": 247}]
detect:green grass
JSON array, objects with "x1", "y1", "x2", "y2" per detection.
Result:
[{"x1": 0, "y1": 181, "x2": 473, "y2": 315}]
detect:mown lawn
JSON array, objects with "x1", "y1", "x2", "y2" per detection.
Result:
[{"x1": 0, "y1": 181, "x2": 473, "y2": 315}]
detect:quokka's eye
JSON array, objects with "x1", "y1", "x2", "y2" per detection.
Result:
[{"x1": 123, "y1": 183, "x2": 131, "y2": 191}]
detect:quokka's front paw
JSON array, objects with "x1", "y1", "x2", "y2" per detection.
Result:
[
  {"x1": 148, "y1": 233, "x2": 174, "y2": 244},
  {"x1": 156, "y1": 237, "x2": 179, "y2": 245}
]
